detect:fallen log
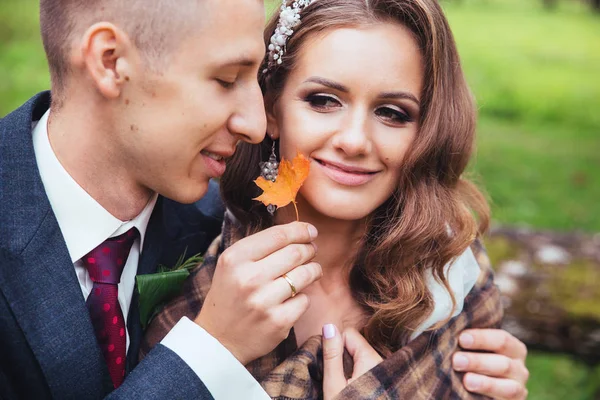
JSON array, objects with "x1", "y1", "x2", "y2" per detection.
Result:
[{"x1": 484, "y1": 227, "x2": 600, "y2": 365}]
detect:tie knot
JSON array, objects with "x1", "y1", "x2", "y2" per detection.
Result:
[{"x1": 82, "y1": 228, "x2": 139, "y2": 285}]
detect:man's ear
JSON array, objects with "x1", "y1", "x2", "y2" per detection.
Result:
[
  {"x1": 79, "y1": 22, "x2": 135, "y2": 99},
  {"x1": 265, "y1": 93, "x2": 280, "y2": 140}
]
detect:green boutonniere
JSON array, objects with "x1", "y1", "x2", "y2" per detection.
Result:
[{"x1": 136, "y1": 250, "x2": 203, "y2": 329}]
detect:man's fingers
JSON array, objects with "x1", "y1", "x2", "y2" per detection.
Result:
[
  {"x1": 260, "y1": 242, "x2": 318, "y2": 279},
  {"x1": 222, "y1": 222, "x2": 317, "y2": 264},
  {"x1": 322, "y1": 324, "x2": 347, "y2": 400},
  {"x1": 263, "y1": 262, "x2": 322, "y2": 304},
  {"x1": 268, "y1": 293, "x2": 310, "y2": 338},
  {"x1": 459, "y1": 329, "x2": 527, "y2": 360},
  {"x1": 453, "y1": 352, "x2": 529, "y2": 384},
  {"x1": 344, "y1": 328, "x2": 382, "y2": 380},
  {"x1": 463, "y1": 373, "x2": 528, "y2": 400}
]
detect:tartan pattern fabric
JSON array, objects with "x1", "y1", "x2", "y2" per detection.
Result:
[{"x1": 141, "y1": 212, "x2": 502, "y2": 399}]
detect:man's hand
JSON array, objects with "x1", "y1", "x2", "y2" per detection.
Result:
[
  {"x1": 453, "y1": 329, "x2": 529, "y2": 399},
  {"x1": 196, "y1": 222, "x2": 322, "y2": 365},
  {"x1": 322, "y1": 325, "x2": 383, "y2": 400}
]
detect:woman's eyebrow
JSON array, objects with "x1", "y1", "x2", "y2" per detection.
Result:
[
  {"x1": 304, "y1": 76, "x2": 420, "y2": 106},
  {"x1": 304, "y1": 76, "x2": 349, "y2": 93},
  {"x1": 379, "y1": 91, "x2": 420, "y2": 106}
]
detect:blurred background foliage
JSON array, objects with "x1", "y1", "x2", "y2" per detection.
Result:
[{"x1": 1, "y1": 0, "x2": 599, "y2": 398}]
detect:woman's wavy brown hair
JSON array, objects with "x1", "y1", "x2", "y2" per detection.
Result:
[{"x1": 221, "y1": 0, "x2": 490, "y2": 356}]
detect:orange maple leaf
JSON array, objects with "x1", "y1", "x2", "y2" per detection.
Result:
[{"x1": 254, "y1": 152, "x2": 310, "y2": 220}]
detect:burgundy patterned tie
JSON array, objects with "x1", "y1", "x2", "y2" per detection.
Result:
[{"x1": 82, "y1": 227, "x2": 138, "y2": 389}]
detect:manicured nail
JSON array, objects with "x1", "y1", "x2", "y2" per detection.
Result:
[
  {"x1": 307, "y1": 224, "x2": 318, "y2": 239},
  {"x1": 465, "y1": 374, "x2": 482, "y2": 390},
  {"x1": 323, "y1": 324, "x2": 336, "y2": 339},
  {"x1": 453, "y1": 354, "x2": 469, "y2": 371},
  {"x1": 459, "y1": 333, "x2": 474, "y2": 348}
]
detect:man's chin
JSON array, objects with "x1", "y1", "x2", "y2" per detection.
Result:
[{"x1": 163, "y1": 181, "x2": 210, "y2": 204}]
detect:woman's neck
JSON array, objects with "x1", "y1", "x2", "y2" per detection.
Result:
[{"x1": 274, "y1": 196, "x2": 369, "y2": 345}]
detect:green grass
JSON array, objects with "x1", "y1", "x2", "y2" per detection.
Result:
[
  {"x1": 473, "y1": 117, "x2": 600, "y2": 231},
  {"x1": 0, "y1": 0, "x2": 49, "y2": 115},
  {"x1": 526, "y1": 351, "x2": 600, "y2": 400},
  {"x1": 2, "y1": 1, "x2": 600, "y2": 398},
  {"x1": 442, "y1": 0, "x2": 600, "y2": 232}
]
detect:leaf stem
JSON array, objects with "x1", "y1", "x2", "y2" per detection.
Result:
[{"x1": 293, "y1": 201, "x2": 299, "y2": 221}]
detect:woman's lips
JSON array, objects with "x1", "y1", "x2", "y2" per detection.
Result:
[{"x1": 315, "y1": 159, "x2": 379, "y2": 186}]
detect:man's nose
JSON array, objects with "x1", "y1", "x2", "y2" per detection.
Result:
[{"x1": 228, "y1": 83, "x2": 267, "y2": 144}]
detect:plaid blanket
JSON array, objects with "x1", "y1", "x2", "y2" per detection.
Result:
[{"x1": 141, "y1": 212, "x2": 502, "y2": 399}]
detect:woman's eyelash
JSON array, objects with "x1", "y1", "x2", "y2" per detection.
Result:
[
  {"x1": 304, "y1": 93, "x2": 413, "y2": 124},
  {"x1": 304, "y1": 93, "x2": 341, "y2": 109},
  {"x1": 375, "y1": 106, "x2": 413, "y2": 123}
]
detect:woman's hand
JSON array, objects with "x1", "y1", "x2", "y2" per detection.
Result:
[
  {"x1": 453, "y1": 329, "x2": 529, "y2": 399},
  {"x1": 322, "y1": 324, "x2": 383, "y2": 400},
  {"x1": 195, "y1": 222, "x2": 323, "y2": 365}
]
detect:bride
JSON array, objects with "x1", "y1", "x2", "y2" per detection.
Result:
[{"x1": 144, "y1": 0, "x2": 529, "y2": 398}]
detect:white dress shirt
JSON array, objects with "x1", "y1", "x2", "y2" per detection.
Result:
[{"x1": 32, "y1": 109, "x2": 270, "y2": 399}]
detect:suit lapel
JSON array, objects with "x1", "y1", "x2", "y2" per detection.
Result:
[
  {"x1": 126, "y1": 198, "x2": 165, "y2": 372},
  {"x1": 0, "y1": 93, "x2": 112, "y2": 398}
]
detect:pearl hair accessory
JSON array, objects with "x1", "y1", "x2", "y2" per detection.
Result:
[{"x1": 264, "y1": 0, "x2": 314, "y2": 71}]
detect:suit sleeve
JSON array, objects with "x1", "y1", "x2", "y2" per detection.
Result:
[
  {"x1": 107, "y1": 318, "x2": 270, "y2": 400},
  {"x1": 106, "y1": 344, "x2": 214, "y2": 399}
]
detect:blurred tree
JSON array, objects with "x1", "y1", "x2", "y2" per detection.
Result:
[{"x1": 542, "y1": 0, "x2": 558, "y2": 8}]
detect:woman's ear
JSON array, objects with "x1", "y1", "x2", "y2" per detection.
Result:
[{"x1": 264, "y1": 93, "x2": 280, "y2": 140}]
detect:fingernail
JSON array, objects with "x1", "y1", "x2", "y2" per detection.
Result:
[
  {"x1": 312, "y1": 242, "x2": 318, "y2": 252},
  {"x1": 307, "y1": 224, "x2": 318, "y2": 239},
  {"x1": 459, "y1": 333, "x2": 474, "y2": 348},
  {"x1": 453, "y1": 354, "x2": 469, "y2": 371},
  {"x1": 323, "y1": 324, "x2": 336, "y2": 339},
  {"x1": 465, "y1": 374, "x2": 482, "y2": 390}
]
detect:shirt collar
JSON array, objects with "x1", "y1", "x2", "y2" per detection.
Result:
[{"x1": 33, "y1": 109, "x2": 158, "y2": 263}]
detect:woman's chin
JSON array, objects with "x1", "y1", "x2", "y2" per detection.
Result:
[
  {"x1": 303, "y1": 196, "x2": 381, "y2": 222},
  {"x1": 299, "y1": 178, "x2": 393, "y2": 222}
]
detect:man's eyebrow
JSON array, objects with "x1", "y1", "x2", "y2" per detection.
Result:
[
  {"x1": 218, "y1": 56, "x2": 261, "y2": 68},
  {"x1": 304, "y1": 76, "x2": 349, "y2": 93}
]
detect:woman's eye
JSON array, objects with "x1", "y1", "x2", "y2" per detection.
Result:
[
  {"x1": 305, "y1": 94, "x2": 341, "y2": 109},
  {"x1": 375, "y1": 106, "x2": 412, "y2": 124}
]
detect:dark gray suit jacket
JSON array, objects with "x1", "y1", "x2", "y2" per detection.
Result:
[{"x1": 0, "y1": 92, "x2": 224, "y2": 399}]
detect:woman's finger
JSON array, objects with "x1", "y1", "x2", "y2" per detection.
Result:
[
  {"x1": 453, "y1": 352, "x2": 529, "y2": 383},
  {"x1": 463, "y1": 373, "x2": 528, "y2": 400},
  {"x1": 322, "y1": 324, "x2": 347, "y2": 400},
  {"x1": 459, "y1": 329, "x2": 527, "y2": 360},
  {"x1": 343, "y1": 328, "x2": 382, "y2": 381}
]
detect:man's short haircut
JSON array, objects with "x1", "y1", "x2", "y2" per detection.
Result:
[{"x1": 40, "y1": 0, "x2": 201, "y2": 95}]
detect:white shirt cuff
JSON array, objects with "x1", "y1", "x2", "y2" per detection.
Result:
[{"x1": 161, "y1": 317, "x2": 270, "y2": 400}]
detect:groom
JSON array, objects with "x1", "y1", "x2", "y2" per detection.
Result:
[
  {"x1": 0, "y1": 0, "x2": 529, "y2": 399},
  {"x1": 0, "y1": 0, "x2": 320, "y2": 398}
]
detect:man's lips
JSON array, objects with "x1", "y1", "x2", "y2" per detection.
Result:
[
  {"x1": 200, "y1": 149, "x2": 235, "y2": 161},
  {"x1": 200, "y1": 149, "x2": 235, "y2": 177}
]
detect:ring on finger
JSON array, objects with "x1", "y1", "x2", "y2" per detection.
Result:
[{"x1": 281, "y1": 274, "x2": 297, "y2": 298}]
